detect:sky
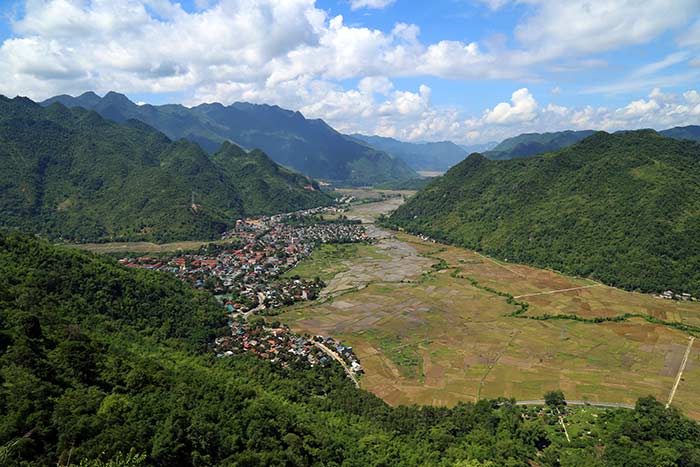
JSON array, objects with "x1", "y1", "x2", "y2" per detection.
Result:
[{"x1": 0, "y1": 0, "x2": 699, "y2": 144}]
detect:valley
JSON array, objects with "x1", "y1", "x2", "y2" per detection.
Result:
[{"x1": 278, "y1": 190, "x2": 700, "y2": 418}]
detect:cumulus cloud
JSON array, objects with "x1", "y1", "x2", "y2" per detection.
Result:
[
  {"x1": 0, "y1": 0, "x2": 698, "y2": 145},
  {"x1": 483, "y1": 88, "x2": 538, "y2": 124}
]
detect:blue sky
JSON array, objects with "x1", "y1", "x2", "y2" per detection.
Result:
[{"x1": 0, "y1": 0, "x2": 699, "y2": 143}]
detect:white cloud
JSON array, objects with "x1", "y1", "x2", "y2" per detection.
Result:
[
  {"x1": 483, "y1": 88, "x2": 538, "y2": 124},
  {"x1": 678, "y1": 19, "x2": 700, "y2": 48},
  {"x1": 349, "y1": 0, "x2": 395, "y2": 10},
  {"x1": 632, "y1": 51, "x2": 691, "y2": 77},
  {"x1": 514, "y1": 0, "x2": 699, "y2": 62},
  {"x1": 0, "y1": 0, "x2": 699, "y2": 146}
]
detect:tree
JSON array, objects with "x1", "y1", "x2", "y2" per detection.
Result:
[{"x1": 544, "y1": 390, "x2": 566, "y2": 409}]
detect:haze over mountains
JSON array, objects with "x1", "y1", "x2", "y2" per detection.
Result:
[
  {"x1": 0, "y1": 95, "x2": 332, "y2": 242},
  {"x1": 387, "y1": 130, "x2": 700, "y2": 296},
  {"x1": 350, "y1": 134, "x2": 470, "y2": 172},
  {"x1": 42, "y1": 92, "x2": 417, "y2": 186}
]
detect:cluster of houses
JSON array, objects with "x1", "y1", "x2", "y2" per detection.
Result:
[
  {"x1": 657, "y1": 290, "x2": 696, "y2": 301},
  {"x1": 314, "y1": 335, "x2": 364, "y2": 375},
  {"x1": 213, "y1": 321, "x2": 364, "y2": 377},
  {"x1": 215, "y1": 321, "x2": 332, "y2": 368},
  {"x1": 120, "y1": 208, "x2": 367, "y2": 315},
  {"x1": 122, "y1": 206, "x2": 368, "y2": 381}
]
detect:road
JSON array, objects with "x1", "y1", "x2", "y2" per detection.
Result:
[
  {"x1": 666, "y1": 336, "x2": 695, "y2": 408},
  {"x1": 514, "y1": 284, "x2": 602, "y2": 299},
  {"x1": 511, "y1": 400, "x2": 635, "y2": 409},
  {"x1": 314, "y1": 341, "x2": 360, "y2": 388}
]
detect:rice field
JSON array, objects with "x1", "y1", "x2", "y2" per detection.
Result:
[{"x1": 278, "y1": 194, "x2": 700, "y2": 418}]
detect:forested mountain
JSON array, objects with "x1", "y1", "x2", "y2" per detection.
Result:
[
  {"x1": 350, "y1": 134, "x2": 468, "y2": 171},
  {"x1": 483, "y1": 130, "x2": 596, "y2": 160},
  {"x1": 211, "y1": 141, "x2": 327, "y2": 215},
  {"x1": 481, "y1": 126, "x2": 700, "y2": 161},
  {"x1": 42, "y1": 92, "x2": 416, "y2": 185},
  {"x1": 386, "y1": 130, "x2": 700, "y2": 296},
  {"x1": 2, "y1": 231, "x2": 699, "y2": 467},
  {"x1": 0, "y1": 96, "x2": 332, "y2": 243},
  {"x1": 660, "y1": 125, "x2": 700, "y2": 141}
]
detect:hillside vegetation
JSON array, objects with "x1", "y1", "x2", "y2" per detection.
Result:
[
  {"x1": 482, "y1": 126, "x2": 700, "y2": 161},
  {"x1": 42, "y1": 92, "x2": 416, "y2": 185},
  {"x1": 660, "y1": 125, "x2": 700, "y2": 142},
  {"x1": 2, "y1": 232, "x2": 700, "y2": 467},
  {"x1": 483, "y1": 130, "x2": 595, "y2": 160},
  {"x1": 0, "y1": 96, "x2": 332, "y2": 243},
  {"x1": 387, "y1": 130, "x2": 700, "y2": 296}
]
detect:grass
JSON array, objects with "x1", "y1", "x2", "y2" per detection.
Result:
[
  {"x1": 68, "y1": 238, "x2": 234, "y2": 254},
  {"x1": 282, "y1": 243, "x2": 359, "y2": 281},
  {"x1": 355, "y1": 329, "x2": 424, "y2": 380}
]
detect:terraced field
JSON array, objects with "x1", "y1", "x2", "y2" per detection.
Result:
[{"x1": 279, "y1": 192, "x2": 700, "y2": 418}]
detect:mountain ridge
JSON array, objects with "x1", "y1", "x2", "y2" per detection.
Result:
[
  {"x1": 42, "y1": 91, "x2": 417, "y2": 185},
  {"x1": 0, "y1": 95, "x2": 333, "y2": 242},
  {"x1": 350, "y1": 133, "x2": 469, "y2": 171},
  {"x1": 386, "y1": 130, "x2": 700, "y2": 296}
]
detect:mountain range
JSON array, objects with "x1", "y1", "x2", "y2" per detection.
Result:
[
  {"x1": 350, "y1": 134, "x2": 469, "y2": 172},
  {"x1": 482, "y1": 126, "x2": 700, "y2": 161},
  {"x1": 42, "y1": 91, "x2": 416, "y2": 186},
  {"x1": 483, "y1": 130, "x2": 597, "y2": 160},
  {"x1": 386, "y1": 130, "x2": 700, "y2": 296},
  {"x1": 0, "y1": 95, "x2": 332, "y2": 243}
]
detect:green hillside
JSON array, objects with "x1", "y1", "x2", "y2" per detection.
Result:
[
  {"x1": 387, "y1": 130, "x2": 700, "y2": 296},
  {"x1": 484, "y1": 130, "x2": 595, "y2": 160},
  {"x1": 42, "y1": 92, "x2": 417, "y2": 185},
  {"x1": 211, "y1": 142, "x2": 328, "y2": 215},
  {"x1": 2, "y1": 232, "x2": 699, "y2": 467},
  {"x1": 0, "y1": 96, "x2": 332, "y2": 243},
  {"x1": 660, "y1": 125, "x2": 700, "y2": 141}
]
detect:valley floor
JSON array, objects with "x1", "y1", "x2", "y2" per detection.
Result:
[{"x1": 279, "y1": 190, "x2": 700, "y2": 419}]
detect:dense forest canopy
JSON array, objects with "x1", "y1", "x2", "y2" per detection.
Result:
[
  {"x1": 1, "y1": 232, "x2": 699, "y2": 467},
  {"x1": 387, "y1": 130, "x2": 700, "y2": 296},
  {"x1": 0, "y1": 96, "x2": 332, "y2": 243}
]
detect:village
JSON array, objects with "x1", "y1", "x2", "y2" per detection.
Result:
[
  {"x1": 120, "y1": 205, "x2": 366, "y2": 379},
  {"x1": 213, "y1": 319, "x2": 364, "y2": 378}
]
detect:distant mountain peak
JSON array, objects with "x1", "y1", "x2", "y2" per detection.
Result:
[
  {"x1": 102, "y1": 90, "x2": 134, "y2": 105},
  {"x1": 41, "y1": 91, "x2": 415, "y2": 185}
]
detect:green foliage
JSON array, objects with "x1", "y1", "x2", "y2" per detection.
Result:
[
  {"x1": 73, "y1": 449, "x2": 147, "y2": 467},
  {"x1": 544, "y1": 391, "x2": 566, "y2": 409},
  {"x1": 484, "y1": 130, "x2": 595, "y2": 160},
  {"x1": 0, "y1": 96, "x2": 332, "y2": 243},
  {"x1": 660, "y1": 125, "x2": 700, "y2": 142},
  {"x1": 42, "y1": 92, "x2": 416, "y2": 185},
  {"x1": 388, "y1": 131, "x2": 700, "y2": 296},
  {"x1": 374, "y1": 177, "x2": 433, "y2": 190},
  {"x1": 211, "y1": 142, "x2": 333, "y2": 215},
  {"x1": 2, "y1": 233, "x2": 699, "y2": 467}
]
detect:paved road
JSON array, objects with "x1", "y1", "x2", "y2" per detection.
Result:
[
  {"x1": 666, "y1": 336, "x2": 695, "y2": 408},
  {"x1": 510, "y1": 400, "x2": 635, "y2": 409},
  {"x1": 314, "y1": 342, "x2": 360, "y2": 388}
]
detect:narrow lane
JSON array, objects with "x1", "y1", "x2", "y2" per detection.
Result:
[{"x1": 666, "y1": 336, "x2": 695, "y2": 408}]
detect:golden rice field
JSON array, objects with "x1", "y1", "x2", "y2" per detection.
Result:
[{"x1": 279, "y1": 196, "x2": 700, "y2": 418}]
